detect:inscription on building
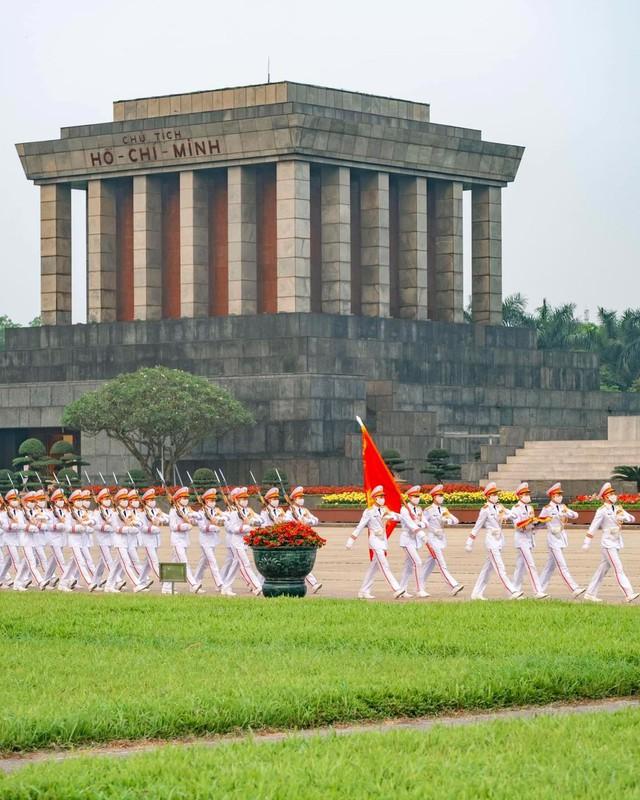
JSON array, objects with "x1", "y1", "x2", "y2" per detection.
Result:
[{"x1": 88, "y1": 129, "x2": 222, "y2": 169}]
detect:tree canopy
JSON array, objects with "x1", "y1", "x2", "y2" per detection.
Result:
[{"x1": 62, "y1": 366, "x2": 254, "y2": 481}]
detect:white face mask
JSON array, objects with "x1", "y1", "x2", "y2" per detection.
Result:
[
  {"x1": 119, "y1": 501, "x2": 128, "y2": 509},
  {"x1": 434, "y1": 495, "x2": 444, "y2": 505},
  {"x1": 375, "y1": 496, "x2": 385, "y2": 506},
  {"x1": 409, "y1": 496, "x2": 420, "y2": 506},
  {"x1": 205, "y1": 501, "x2": 216, "y2": 509},
  {"x1": 37, "y1": 501, "x2": 47, "y2": 509},
  {"x1": 521, "y1": 495, "x2": 531, "y2": 504},
  {"x1": 608, "y1": 494, "x2": 618, "y2": 504},
  {"x1": 102, "y1": 499, "x2": 112, "y2": 507},
  {"x1": 83, "y1": 500, "x2": 91, "y2": 509},
  {"x1": 269, "y1": 499, "x2": 279, "y2": 508},
  {"x1": 178, "y1": 498, "x2": 189, "y2": 507},
  {"x1": 295, "y1": 497, "x2": 305, "y2": 506},
  {"x1": 9, "y1": 500, "x2": 19, "y2": 508},
  {"x1": 489, "y1": 494, "x2": 499, "y2": 504},
  {"x1": 239, "y1": 498, "x2": 249, "y2": 508},
  {"x1": 147, "y1": 499, "x2": 156, "y2": 508},
  {"x1": 55, "y1": 500, "x2": 65, "y2": 508},
  {"x1": 552, "y1": 494, "x2": 563, "y2": 504}
]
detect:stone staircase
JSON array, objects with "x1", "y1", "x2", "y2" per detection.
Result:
[{"x1": 485, "y1": 417, "x2": 640, "y2": 496}]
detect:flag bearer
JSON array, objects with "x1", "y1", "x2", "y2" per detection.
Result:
[
  {"x1": 193, "y1": 488, "x2": 225, "y2": 590},
  {"x1": 583, "y1": 482, "x2": 639, "y2": 603},
  {"x1": 466, "y1": 482, "x2": 524, "y2": 600},
  {"x1": 397, "y1": 485, "x2": 429, "y2": 598},
  {"x1": 287, "y1": 485, "x2": 323, "y2": 593},
  {"x1": 137, "y1": 488, "x2": 168, "y2": 585},
  {"x1": 538, "y1": 482, "x2": 585, "y2": 598},
  {"x1": 510, "y1": 482, "x2": 549, "y2": 599},
  {"x1": 161, "y1": 487, "x2": 202, "y2": 595},
  {"x1": 346, "y1": 485, "x2": 405, "y2": 600},
  {"x1": 421, "y1": 484, "x2": 464, "y2": 596},
  {"x1": 220, "y1": 486, "x2": 262, "y2": 597}
]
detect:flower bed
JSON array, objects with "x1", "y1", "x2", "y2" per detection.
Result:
[{"x1": 320, "y1": 489, "x2": 518, "y2": 509}]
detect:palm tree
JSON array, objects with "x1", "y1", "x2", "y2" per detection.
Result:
[
  {"x1": 502, "y1": 293, "x2": 535, "y2": 328},
  {"x1": 611, "y1": 465, "x2": 640, "y2": 492}
]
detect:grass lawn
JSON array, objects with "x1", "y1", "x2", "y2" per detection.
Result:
[
  {"x1": 2, "y1": 709, "x2": 640, "y2": 798},
  {"x1": 1, "y1": 593, "x2": 639, "y2": 753}
]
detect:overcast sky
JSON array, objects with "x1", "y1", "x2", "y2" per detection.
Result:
[{"x1": 1, "y1": 0, "x2": 638, "y2": 324}]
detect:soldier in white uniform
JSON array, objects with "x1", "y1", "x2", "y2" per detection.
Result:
[
  {"x1": 59, "y1": 489, "x2": 95, "y2": 591},
  {"x1": 110, "y1": 487, "x2": 151, "y2": 593},
  {"x1": 44, "y1": 487, "x2": 70, "y2": 588},
  {"x1": 538, "y1": 482, "x2": 584, "y2": 598},
  {"x1": 221, "y1": 486, "x2": 263, "y2": 597},
  {"x1": 583, "y1": 482, "x2": 639, "y2": 603},
  {"x1": 26, "y1": 489, "x2": 50, "y2": 574},
  {"x1": 346, "y1": 484, "x2": 405, "y2": 600},
  {"x1": 466, "y1": 482, "x2": 524, "y2": 600},
  {"x1": 161, "y1": 486, "x2": 203, "y2": 595},
  {"x1": 14, "y1": 491, "x2": 49, "y2": 591},
  {"x1": 193, "y1": 487, "x2": 225, "y2": 590},
  {"x1": 397, "y1": 485, "x2": 428, "y2": 597},
  {"x1": 90, "y1": 487, "x2": 118, "y2": 592},
  {"x1": 286, "y1": 486, "x2": 322, "y2": 593},
  {"x1": 0, "y1": 494, "x2": 13, "y2": 588},
  {"x1": 421, "y1": 484, "x2": 464, "y2": 596},
  {"x1": 0, "y1": 490, "x2": 23, "y2": 588},
  {"x1": 137, "y1": 488, "x2": 168, "y2": 585},
  {"x1": 509, "y1": 482, "x2": 549, "y2": 599}
]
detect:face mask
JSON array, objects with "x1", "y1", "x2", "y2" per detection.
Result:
[
  {"x1": 119, "y1": 501, "x2": 128, "y2": 509},
  {"x1": 206, "y1": 501, "x2": 216, "y2": 509},
  {"x1": 434, "y1": 495, "x2": 444, "y2": 505},
  {"x1": 295, "y1": 498, "x2": 305, "y2": 506},
  {"x1": 179, "y1": 498, "x2": 189, "y2": 507},
  {"x1": 375, "y1": 497, "x2": 385, "y2": 506},
  {"x1": 239, "y1": 499, "x2": 249, "y2": 508},
  {"x1": 37, "y1": 501, "x2": 46, "y2": 509},
  {"x1": 521, "y1": 495, "x2": 531, "y2": 504},
  {"x1": 147, "y1": 500, "x2": 156, "y2": 508},
  {"x1": 269, "y1": 499, "x2": 279, "y2": 508},
  {"x1": 409, "y1": 496, "x2": 420, "y2": 506},
  {"x1": 10, "y1": 501, "x2": 19, "y2": 508},
  {"x1": 609, "y1": 494, "x2": 618, "y2": 504},
  {"x1": 55, "y1": 500, "x2": 65, "y2": 508},
  {"x1": 489, "y1": 494, "x2": 499, "y2": 504},
  {"x1": 83, "y1": 501, "x2": 91, "y2": 509},
  {"x1": 552, "y1": 495, "x2": 563, "y2": 504},
  {"x1": 102, "y1": 499, "x2": 112, "y2": 507}
]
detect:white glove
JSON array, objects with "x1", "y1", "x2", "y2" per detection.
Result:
[
  {"x1": 28, "y1": 525, "x2": 39, "y2": 534},
  {"x1": 465, "y1": 537, "x2": 474, "y2": 552},
  {"x1": 151, "y1": 526, "x2": 161, "y2": 535},
  {"x1": 582, "y1": 537, "x2": 591, "y2": 550},
  {"x1": 345, "y1": 538, "x2": 354, "y2": 549},
  {"x1": 56, "y1": 523, "x2": 66, "y2": 532}
]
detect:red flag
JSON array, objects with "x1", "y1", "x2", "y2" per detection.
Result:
[{"x1": 357, "y1": 416, "x2": 403, "y2": 542}]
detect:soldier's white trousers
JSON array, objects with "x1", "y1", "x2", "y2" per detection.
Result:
[
  {"x1": 112, "y1": 545, "x2": 142, "y2": 589},
  {"x1": 306, "y1": 572, "x2": 320, "y2": 589},
  {"x1": 586, "y1": 547, "x2": 635, "y2": 599},
  {"x1": 222, "y1": 545, "x2": 261, "y2": 593},
  {"x1": 93, "y1": 544, "x2": 116, "y2": 586},
  {"x1": 539, "y1": 547, "x2": 579, "y2": 593},
  {"x1": 62, "y1": 544, "x2": 95, "y2": 587},
  {"x1": 399, "y1": 544, "x2": 425, "y2": 592},
  {"x1": 138, "y1": 545, "x2": 160, "y2": 583},
  {"x1": 42, "y1": 545, "x2": 67, "y2": 582},
  {"x1": 0, "y1": 545, "x2": 22, "y2": 583},
  {"x1": 360, "y1": 550, "x2": 401, "y2": 594},
  {"x1": 194, "y1": 544, "x2": 223, "y2": 587},
  {"x1": 162, "y1": 544, "x2": 198, "y2": 593},
  {"x1": 472, "y1": 548, "x2": 517, "y2": 597},
  {"x1": 16, "y1": 544, "x2": 44, "y2": 588},
  {"x1": 422, "y1": 542, "x2": 459, "y2": 589},
  {"x1": 513, "y1": 545, "x2": 543, "y2": 594}
]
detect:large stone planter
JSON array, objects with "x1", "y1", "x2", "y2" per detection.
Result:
[{"x1": 251, "y1": 546, "x2": 318, "y2": 598}]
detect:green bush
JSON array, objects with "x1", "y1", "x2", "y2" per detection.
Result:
[
  {"x1": 50, "y1": 440, "x2": 75, "y2": 457},
  {"x1": 381, "y1": 449, "x2": 409, "y2": 476},
  {"x1": 57, "y1": 468, "x2": 80, "y2": 488},
  {"x1": 18, "y1": 438, "x2": 47, "y2": 459},
  {"x1": 192, "y1": 467, "x2": 216, "y2": 491}
]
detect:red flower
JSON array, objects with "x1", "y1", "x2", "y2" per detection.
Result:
[{"x1": 244, "y1": 521, "x2": 327, "y2": 549}]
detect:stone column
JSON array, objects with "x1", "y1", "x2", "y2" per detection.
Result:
[
  {"x1": 360, "y1": 171, "x2": 390, "y2": 317},
  {"x1": 320, "y1": 166, "x2": 351, "y2": 314},
  {"x1": 276, "y1": 161, "x2": 311, "y2": 312},
  {"x1": 398, "y1": 176, "x2": 428, "y2": 319},
  {"x1": 87, "y1": 180, "x2": 117, "y2": 322},
  {"x1": 179, "y1": 171, "x2": 209, "y2": 317},
  {"x1": 427, "y1": 179, "x2": 463, "y2": 323},
  {"x1": 227, "y1": 166, "x2": 257, "y2": 315},
  {"x1": 472, "y1": 186, "x2": 502, "y2": 324},
  {"x1": 40, "y1": 184, "x2": 72, "y2": 325},
  {"x1": 133, "y1": 175, "x2": 162, "y2": 320}
]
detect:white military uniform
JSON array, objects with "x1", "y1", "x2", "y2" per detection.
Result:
[
  {"x1": 193, "y1": 505, "x2": 225, "y2": 589},
  {"x1": 111, "y1": 506, "x2": 146, "y2": 591},
  {"x1": 136, "y1": 505, "x2": 167, "y2": 583},
  {"x1": 585, "y1": 502, "x2": 637, "y2": 600},
  {"x1": 0, "y1": 507, "x2": 12, "y2": 586},
  {"x1": 15, "y1": 503, "x2": 46, "y2": 590},
  {"x1": 287, "y1": 502, "x2": 322, "y2": 591},
  {"x1": 60, "y1": 506, "x2": 95, "y2": 589},
  {"x1": 468, "y1": 500, "x2": 520, "y2": 598},
  {"x1": 161, "y1": 502, "x2": 201, "y2": 594},
  {"x1": 39, "y1": 504, "x2": 66, "y2": 586},
  {"x1": 398, "y1": 502, "x2": 427, "y2": 594},
  {"x1": 538, "y1": 501, "x2": 581, "y2": 594},
  {"x1": 91, "y1": 506, "x2": 118, "y2": 590},
  {"x1": 0, "y1": 506, "x2": 23, "y2": 587},
  {"x1": 222, "y1": 504, "x2": 262, "y2": 594},
  {"x1": 510, "y1": 500, "x2": 546, "y2": 596},
  {"x1": 349, "y1": 504, "x2": 403, "y2": 597},
  {"x1": 421, "y1": 503, "x2": 462, "y2": 592}
]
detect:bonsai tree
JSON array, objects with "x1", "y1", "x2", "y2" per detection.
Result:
[
  {"x1": 119, "y1": 468, "x2": 151, "y2": 490},
  {"x1": 420, "y1": 449, "x2": 461, "y2": 483},
  {"x1": 12, "y1": 437, "x2": 57, "y2": 488},
  {"x1": 62, "y1": 366, "x2": 254, "y2": 483},
  {"x1": 381, "y1": 449, "x2": 409, "y2": 479},
  {"x1": 0, "y1": 469, "x2": 19, "y2": 493},
  {"x1": 191, "y1": 467, "x2": 216, "y2": 492},
  {"x1": 57, "y1": 467, "x2": 81, "y2": 488},
  {"x1": 611, "y1": 465, "x2": 640, "y2": 492}
]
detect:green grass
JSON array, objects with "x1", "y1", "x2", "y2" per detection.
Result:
[
  {"x1": 1, "y1": 593, "x2": 640, "y2": 753},
  {"x1": 2, "y1": 709, "x2": 640, "y2": 798}
]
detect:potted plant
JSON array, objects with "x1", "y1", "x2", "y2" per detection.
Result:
[{"x1": 244, "y1": 521, "x2": 326, "y2": 598}]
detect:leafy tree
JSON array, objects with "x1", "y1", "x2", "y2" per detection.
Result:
[
  {"x1": 611, "y1": 466, "x2": 640, "y2": 492},
  {"x1": 62, "y1": 367, "x2": 254, "y2": 483},
  {"x1": 381, "y1": 449, "x2": 409, "y2": 477},
  {"x1": 420, "y1": 449, "x2": 461, "y2": 483}
]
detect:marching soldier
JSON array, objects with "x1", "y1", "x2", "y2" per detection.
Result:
[
  {"x1": 421, "y1": 484, "x2": 464, "y2": 596},
  {"x1": 14, "y1": 490, "x2": 48, "y2": 591},
  {"x1": 286, "y1": 485, "x2": 322, "y2": 593},
  {"x1": 0, "y1": 493, "x2": 12, "y2": 588},
  {"x1": 220, "y1": 486, "x2": 262, "y2": 597},
  {"x1": 0, "y1": 490, "x2": 22, "y2": 589},
  {"x1": 161, "y1": 487, "x2": 202, "y2": 595},
  {"x1": 510, "y1": 482, "x2": 549, "y2": 599},
  {"x1": 45, "y1": 487, "x2": 69, "y2": 588},
  {"x1": 260, "y1": 486, "x2": 286, "y2": 526},
  {"x1": 398, "y1": 485, "x2": 429, "y2": 598},
  {"x1": 466, "y1": 482, "x2": 524, "y2": 600},
  {"x1": 346, "y1": 485, "x2": 405, "y2": 600},
  {"x1": 137, "y1": 487, "x2": 168, "y2": 585},
  {"x1": 59, "y1": 489, "x2": 95, "y2": 591},
  {"x1": 90, "y1": 487, "x2": 118, "y2": 592},
  {"x1": 538, "y1": 483, "x2": 585, "y2": 598},
  {"x1": 193, "y1": 488, "x2": 225, "y2": 590},
  {"x1": 583, "y1": 482, "x2": 639, "y2": 603},
  {"x1": 111, "y1": 487, "x2": 151, "y2": 593}
]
